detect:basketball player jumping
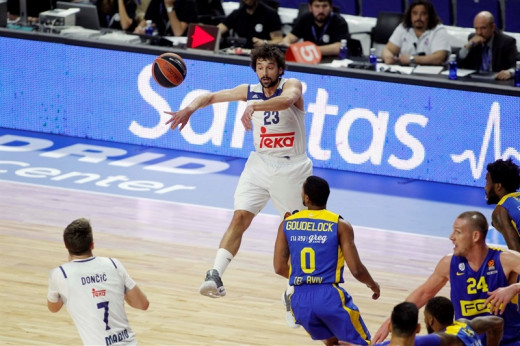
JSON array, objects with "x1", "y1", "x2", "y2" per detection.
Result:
[{"x1": 165, "y1": 45, "x2": 313, "y2": 310}]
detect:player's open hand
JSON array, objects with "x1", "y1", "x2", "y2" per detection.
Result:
[
  {"x1": 165, "y1": 109, "x2": 192, "y2": 131},
  {"x1": 372, "y1": 318, "x2": 391, "y2": 343},
  {"x1": 241, "y1": 105, "x2": 254, "y2": 131},
  {"x1": 485, "y1": 285, "x2": 519, "y2": 315}
]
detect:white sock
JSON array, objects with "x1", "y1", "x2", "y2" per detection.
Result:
[{"x1": 213, "y1": 248, "x2": 233, "y2": 277}]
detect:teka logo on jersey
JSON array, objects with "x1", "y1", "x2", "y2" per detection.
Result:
[{"x1": 259, "y1": 127, "x2": 295, "y2": 149}]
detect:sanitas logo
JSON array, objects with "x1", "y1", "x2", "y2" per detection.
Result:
[{"x1": 451, "y1": 102, "x2": 520, "y2": 180}]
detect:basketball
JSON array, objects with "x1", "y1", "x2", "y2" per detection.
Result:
[{"x1": 151, "y1": 53, "x2": 187, "y2": 88}]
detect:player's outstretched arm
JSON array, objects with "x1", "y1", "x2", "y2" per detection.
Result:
[
  {"x1": 125, "y1": 285, "x2": 149, "y2": 310},
  {"x1": 165, "y1": 84, "x2": 248, "y2": 131},
  {"x1": 338, "y1": 219, "x2": 380, "y2": 300},
  {"x1": 243, "y1": 78, "x2": 302, "y2": 114}
]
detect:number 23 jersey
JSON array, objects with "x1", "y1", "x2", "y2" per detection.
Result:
[{"x1": 248, "y1": 78, "x2": 307, "y2": 159}]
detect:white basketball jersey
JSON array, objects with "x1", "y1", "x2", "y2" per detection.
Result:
[
  {"x1": 248, "y1": 78, "x2": 307, "y2": 158},
  {"x1": 47, "y1": 257, "x2": 137, "y2": 345}
]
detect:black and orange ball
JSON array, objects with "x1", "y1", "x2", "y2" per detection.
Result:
[{"x1": 152, "y1": 53, "x2": 187, "y2": 88}]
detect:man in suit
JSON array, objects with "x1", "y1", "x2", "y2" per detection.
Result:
[{"x1": 458, "y1": 11, "x2": 520, "y2": 80}]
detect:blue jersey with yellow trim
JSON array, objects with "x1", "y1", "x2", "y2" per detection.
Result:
[
  {"x1": 497, "y1": 192, "x2": 520, "y2": 235},
  {"x1": 444, "y1": 321, "x2": 481, "y2": 346},
  {"x1": 284, "y1": 209, "x2": 343, "y2": 286},
  {"x1": 450, "y1": 248, "x2": 520, "y2": 345}
]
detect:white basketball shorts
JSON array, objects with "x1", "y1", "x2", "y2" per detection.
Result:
[{"x1": 234, "y1": 151, "x2": 313, "y2": 217}]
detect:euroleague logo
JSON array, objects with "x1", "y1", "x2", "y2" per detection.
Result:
[{"x1": 259, "y1": 126, "x2": 295, "y2": 149}]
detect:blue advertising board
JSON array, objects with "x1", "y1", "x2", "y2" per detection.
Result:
[{"x1": 0, "y1": 36, "x2": 518, "y2": 187}]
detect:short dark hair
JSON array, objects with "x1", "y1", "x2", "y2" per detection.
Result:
[
  {"x1": 308, "y1": 0, "x2": 332, "y2": 5},
  {"x1": 391, "y1": 302, "x2": 419, "y2": 337},
  {"x1": 250, "y1": 45, "x2": 286, "y2": 76},
  {"x1": 403, "y1": 0, "x2": 441, "y2": 29},
  {"x1": 457, "y1": 211, "x2": 489, "y2": 238},
  {"x1": 63, "y1": 218, "x2": 93, "y2": 256},
  {"x1": 487, "y1": 159, "x2": 520, "y2": 193},
  {"x1": 425, "y1": 296, "x2": 454, "y2": 326},
  {"x1": 303, "y1": 175, "x2": 330, "y2": 207}
]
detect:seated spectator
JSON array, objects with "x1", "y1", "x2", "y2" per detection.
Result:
[
  {"x1": 458, "y1": 11, "x2": 520, "y2": 81},
  {"x1": 217, "y1": 0, "x2": 282, "y2": 49},
  {"x1": 381, "y1": 0, "x2": 450, "y2": 66},
  {"x1": 196, "y1": 0, "x2": 224, "y2": 24},
  {"x1": 281, "y1": 0, "x2": 348, "y2": 58},
  {"x1": 418, "y1": 296, "x2": 503, "y2": 346},
  {"x1": 135, "y1": 0, "x2": 198, "y2": 36},
  {"x1": 97, "y1": 0, "x2": 138, "y2": 31},
  {"x1": 7, "y1": 0, "x2": 56, "y2": 23}
]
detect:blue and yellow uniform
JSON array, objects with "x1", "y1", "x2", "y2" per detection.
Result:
[
  {"x1": 284, "y1": 209, "x2": 371, "y2": 344},
  {"x1": 444, "y1": 321, "x2": 482, "y2": 345},
  {"x1": 496, "y1": 192, "x2": 520, "y2": 236},
  {"x1": 450, "y1": 248, "x2": 520, "y2": 345}
]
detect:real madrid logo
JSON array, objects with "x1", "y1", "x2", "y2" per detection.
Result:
[
  {"x1": 458, "y1": 263, "x2": 465, "y2": 271},
  {"x1": 322, "y1": 34, "x2": 330, "y2": 43}
]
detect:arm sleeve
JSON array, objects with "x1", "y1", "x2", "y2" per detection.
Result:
[
  {"x1": 47, "y1": 268, "x2": 61, "y2": 303},
  {"x1": 266, "y1": 11, "x2": 282, "y2": 33},
  {"x1": 113, "y1": 258, "x2": 137, "y2": 293},
  {"x1": 388, "y1": 24, "x2": 405, "y2": 47},
  {"x1": 328, "y1": 15, "x2": 349, "y2": 43},
  {"x1": 222, "y1": 10, "x2": 239, "y2": 30}
]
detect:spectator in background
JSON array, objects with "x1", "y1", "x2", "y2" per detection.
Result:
[
  {"x1": 458, "y1": 11, "x2": 520, "y2": 81},
  {"x1": 281, "y1": 0, "x2": 349, "y2": 58},
  {"x1": 196, "y1": 0, "x2": 224, "y2": 24},
  {"x1": 97, "y1": 0, "x2": 138, "y2": 31},
  {"x1": 381, "y1": 0, "x2": 450, "y2": 66},
  {"x1": 7, "y1": 0, "x2": 55, "y2": 23},
  {"x1": 134, "y1": 0, "x2": 198, "y2": 36},
  {"x1": 217, "y1": 0, "x2": 282, "y2": 49}
]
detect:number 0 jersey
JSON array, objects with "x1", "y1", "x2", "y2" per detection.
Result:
[
  {"x1": 284, "y1": 209, "x2": 343, "y2": 286},
  {"x1": 47, "y1": 257, "x2": 137, "y2": 345},
  {"x1": 450, "y1": 248, "x2": 520, "y2": 345},
  {"x1": 248, "y1": 78, "x2": 306, "y2": 158}
]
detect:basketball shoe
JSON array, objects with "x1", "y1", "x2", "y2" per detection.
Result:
[
  {"x1": 282, "y1": 288, "x2": 300, "y2": 328},
  {"x1": 199, "y1": 269, "x2": 226, "y2": 298}
]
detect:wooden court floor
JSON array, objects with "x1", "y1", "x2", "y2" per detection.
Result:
[{"x1": 0, "y1": 181, "x2": 452, "y2": 345}]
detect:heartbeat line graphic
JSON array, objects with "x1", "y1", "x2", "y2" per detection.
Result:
[{"x1": 450, "y1": 102, "x2": 520, "y2": 180}]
